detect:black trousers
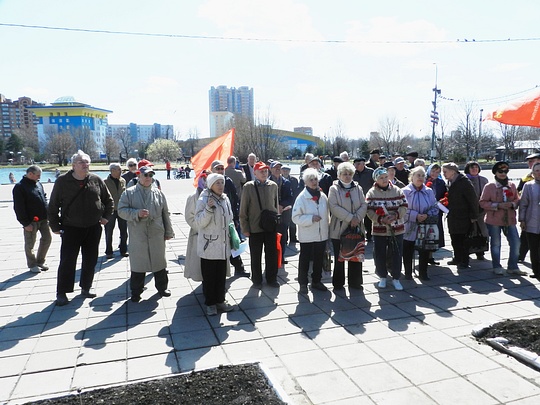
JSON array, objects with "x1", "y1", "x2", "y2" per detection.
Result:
[
  {"x1": 201, "y1": 258, "x2": 227, "y2": 306},
  {"x1": 130, "y1": 269, "x2": 168, "y2": 296},
  {"x1": 403, "y1": 240, "x2": 429, "y2": 278},
  {"x1": 298, "y1": 240, "x2": 326, "y2": 286},
  {"x1": 519, "y1": 231, "x2": 529, "y2": 261},
  {"x1": 450, "y1": 233, "x2": 469, "y2": 265},
  {"x1": 57, "y1": 223, "x2": 102, "y2": 294},
  {"x1": 331, "y1": 239, "x2": 363, "y2": 288},
  {"x1": 364, "y1": 216, "x2": 372, "y2": 240},
  {"x1": 248, "y1": 231, "x2": 278, "y2": 284},
  {"x1": 526, "y1": 232, "x2": 540, "y2": 278},
  {"x1": 104, "y1": 211, "x2": 128, "y2": 255}
]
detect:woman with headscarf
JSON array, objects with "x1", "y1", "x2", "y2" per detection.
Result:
[
  {"x1": 479, "y1": 161, "x2": 525, "y2": 276},
  {"x1": 402, "y1": 167, "x2": 439, "y2": 281},
  {"x1": 328, "y1": 162, "x2": 368, "y2": 290},
  {"x1": 184, "y1": 171, "x2": 208, "y2": 282},
  {"x1": 442, "y1": 162, "x2": 479, "y2": 270},
  {"x1": 464, "y1": 161, "x2": 489, "y2": 261},
  {"x1": 366, "y1": 167, "x2": 408, "y2": 290},
  {"x1": 194, "y1": 173, "x2": 235, "y2": 315}
]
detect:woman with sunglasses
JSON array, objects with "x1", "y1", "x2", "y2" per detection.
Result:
[
  {"x1": 118, "y1": 166, "x2": 175, "y2": 302},
  {"x1": 479, "y1": 161, "x2": 525, "y2": 276}
]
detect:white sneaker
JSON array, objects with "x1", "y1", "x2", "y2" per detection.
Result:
[
  {"x1": 30, "y1": 266, "x2": 41, "y2": 273},
  {"x1": 392, "y1": 279, "x2": 404, "y2": 291},
  {"x1": 206, "y1": 305, "x2": 217, "y2": 316},
  {"x1": 507, "y1": 268, "x2": 527, "y2": 276},
  {"x1": 216, "y1": 302, "x2": 234, "y2": 312},
  {"x1": 37, "y1": 263, "x2": 49, "y2": 271},
  {"x1": 378, "y1": 278, "x2": 387, "y2": 288},
  {"x1": 493, "y1": 268, "x2": 505, "y2": 275}
]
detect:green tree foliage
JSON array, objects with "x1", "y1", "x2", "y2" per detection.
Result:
[{"x1": 6, "y1": 133, "x2": 24, "y2": 152}]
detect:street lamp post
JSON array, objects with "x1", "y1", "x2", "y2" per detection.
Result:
[
  {"x1": 478, "y1": 108, "x2": 483, "y2": 160},
  {"x1": 430, "y1": 64, "x2": 441, "y2": 163}
]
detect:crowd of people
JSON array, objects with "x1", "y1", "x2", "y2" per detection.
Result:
[{"x1": 10, "y1": 149, "x2": 540, "y2": 315}]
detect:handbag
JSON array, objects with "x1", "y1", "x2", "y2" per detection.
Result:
[
  {"x1": 414, "y1": 215, "x2": 440, "y2": 251},
  {"x1": 228, "y1": 222, "x2": 241, "y2": 250},
  {"x1": 254, "y1": 185, "x2": 281, "y2": 232},
  {"x1": 467, "y1": 222, "x2": 489, "y2": 253},
  {"x1": 338, "y1": 225, "x2": 366, "y2": 262}
]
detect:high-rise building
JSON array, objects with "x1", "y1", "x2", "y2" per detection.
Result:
[
  {"x1": 1, "y1": 94, "x2": 42, "y2": 139},
  {"x1": 27, "y1": 96, "x2": 112, "y2": 155},
  {"x1": 108, "y1": 123, "x2": 175, "y2": 144},
  {"x1": 209, "y1": 85, "x2": 253, "y2": 137}
]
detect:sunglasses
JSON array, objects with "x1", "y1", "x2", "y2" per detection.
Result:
[
  {"x1": 128, "y1": 164, "x2": 136, "y2": 167},
  {"x1": 143, "y1": 173, "x2": 154, "y2": 178},
  {"x1": 497, "y1": 169, "x2": 509, "y2": 174}
]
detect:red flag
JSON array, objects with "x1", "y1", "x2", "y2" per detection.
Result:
[
  {"x1": 191, "y1": 128, "x2": 235, "y2": 186},
  {"x1": 484, "y1": 89, "x2": 540, "y2": 127}
]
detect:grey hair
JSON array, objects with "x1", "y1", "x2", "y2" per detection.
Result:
[
  {"x1": 337, "y1": 162, "x2": 355, "y2": 177},
  {"x1": 126, "y1": 158, "x2": 137, "y2": 167},
  {"x1": 414, "y1": 158, "x2": 426, "y2": 167},
  {"x1": 26, "y1": 165, "x2": 42, "y2": 174},
  {"x1": 302, "y1": 167, "x2": 319, "y2": 183},
  {"x1": 109, "y1": 162, "x2": 121, "y2": 171},
  {"x1": 72, "y1": 150, "x2": 90, "y2": 163}
]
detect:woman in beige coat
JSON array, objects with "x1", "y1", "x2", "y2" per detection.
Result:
[{"x1": 118, "y1": 166, "x2": 174, "y2": 302}]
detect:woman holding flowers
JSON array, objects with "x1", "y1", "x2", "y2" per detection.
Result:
[
  {"x1": 479, "y1": 161, "x2": 525, "y2": 276},
  {"x1": 366, "y1": 167, "x2": 408, "y2": 290}
]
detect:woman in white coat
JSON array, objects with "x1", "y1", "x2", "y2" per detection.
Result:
[
  {"x1": 194, "y1": 173, "x2": 235, "y2": 316},
  {"x1": 292, "y1": 168, "x2": 330, "y2": 294},
  {"x1": 118, "y1": 166, "x2": 174, "y2": 302}
]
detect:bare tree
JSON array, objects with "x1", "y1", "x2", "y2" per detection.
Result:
[
  {"x1": 371, "y1": 116, "x2": 412, "y2": 156},
  {"x1": 104, "y1": 135, "x2": 120, "y2": 165},
  {"x1": 44, "y1": 128, "x2": 75, "y2": 166},
  {"x1": 233, "y1": 111, "x2": 284, "y2": 162},
  {"x1": 146, "y1": 139, "x2": 181, "y2": 162},
  {"x1": 116, "y1": 127, "x2": 133, "y2": 160},
  {"x1": 72, "y1": 127, "x2": 97, "y2": 158}
]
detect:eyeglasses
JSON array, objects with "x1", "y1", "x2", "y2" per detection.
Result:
[
  {"x1": 128, "y1": 164, "x2": 136, "y2": 167},
  {"x1": 497, "y1": 169, "x2": 509, "y2": 174},
  {"x1": 143, "y1": 173, "x2": 154, "y2": 178}
]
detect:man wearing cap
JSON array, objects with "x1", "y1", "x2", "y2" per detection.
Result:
[
  {"x1": 378, "y1": 155, "x2": 387, "y2": 167},
  {"x1": 517, "y1": 152, "x2": 540, "y2": 262},
  {"x1": 281, "y1": 164, "x2": 300, "y2": 244},
  {"x1": 353, "y1": 157, "x2": 375, "y2": 241},
  {"x1": 127, "y1": 159, "x2": 162, "y2": 189},
  {"x1": 211, "y1": 160, "x2": 249, "y2": 277},
  {"x1": 325, "y1": 156, "x2": 343, "y2": 181},
  {"x1": 118, "y1": 165, "x2": 175, "y2": 302},
  {"x1": 393, "y1": 157, "x2": 410, "y2": 185},
  {"x1": 367, "y1": 149, "x2": 380, "y2": 170},
  {"x1": 406, "y1": 151, "x2": 419, "y2": 169},
  {"x1": 48, "y1": 150, "x2": 114, "y2": 306},
  {"x1": 239, "y1": 161, "x2": 280, "y2": 288},
  {"x1": 299, "y1": 156, "x2": 333, "y2": 196},
  {"x1": 241, "y1": 153, "x2": 257, "y2": 182},
  {"x1": 269, "y1": 161, "x2": 294, "y2": 265}
]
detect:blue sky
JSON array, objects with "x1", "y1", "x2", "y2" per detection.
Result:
[{"x1": 1, "y1": 0, "x2": 539, "y2": 140}]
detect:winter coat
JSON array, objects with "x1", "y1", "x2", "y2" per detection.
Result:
[
  {"x1": 184, "y1": 188, "x2": 203, "y2": 281},
  {"x1": 425, "y1": 176, "x2": 446, "y2": 200},
  {"x1": 518, "y1": 179, "x2": 540, "y2": 234},
  {"x1": 239, "y1": 180, "x2": 279, "y2": 234},
  {"x1": 446, "y1": 173, "x2": 479, "y2": 234},
  {"x1": 402, "y1": 183, "x2": 439, "y2": 242},
  {"x1": 13, "y1": 176, "x2": 48, "y2": 227},
  {"x1": 479, "y1": 181, "x2": 520, "y2": 226},
  {"x1": 328, "y1": 181, "x2": 367, "y2": 240},
  {"x1": 353, "y1": 167, "x2": 375, "y2": 194},
  {"x1": 291, "y1": 187, "x2": 329, "y2": 243},
  {"x1": 194, "y1": 189, "x2": 233, "y2": 260},
  {"x1": 365, "y1": 183, "x2": 408, "y2": 236},
  {"x1": 117, "y1": 183, "x2": 174, "y2": 273}
]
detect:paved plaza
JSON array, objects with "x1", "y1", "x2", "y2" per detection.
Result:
[{"x1": 1, "y1": 177, "x2": 540, "y2": 404}]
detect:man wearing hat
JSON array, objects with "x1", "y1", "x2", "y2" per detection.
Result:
[
  {"x1": 406, "y1": 151, "x2": 419, "y2": 169},
  {"x1": 269, "y1": 161, "x2": 294, "y2": 265},
  {"x1": 299, "y1": 156, "x2": 333, "y2": 196},
  {"x1": 126, "y1": 159, "x2": 162, "y2": 189},
  {"x1": 393, "y1": 157, "x2": 410, "y2": 185},
  {"x1": 367, "y1": 149, "x2": 380, "y2": 170},
  {"x1": 517, "y1": 152, "x2": 540, "y2": 262},
  {"x1": 353, "y1": 157, "x2": 375, "y2": 240},
  {"x1": 239, "y1": 161, "x2": 280, "y2": 288},
  {"x1": 325, "y1": 156, "x2": 343, "y2": 181}
]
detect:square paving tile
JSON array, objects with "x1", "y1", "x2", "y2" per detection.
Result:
[
  {"x1": 390, "y1": 354, "x2": 457, "y2": 384},
  {"x1": 280, "y1": 349, "x2": 339, "y2": 377},
  {"x1": 295, "y1": 370, "x2": 363, "y2": 404},
  {"x1": 266, "y1": 332, "x2": 318, "y2": 356},
  {"x1": 324, "y1": 343, "x2": 383, "y2": 369},
  {"x1": 11, "y1": 368, "x2": 73, "y2": 402},
  {"x1": 127, "y1": 352, "x2": 179, "y2": 379},
  {"x1": 344, "y1": 362, "x2": 411, "y2": 394},
  {"x1": 466, "y1": 368, "x2": 540, "y2": 403},
  {"x1": 420, "y1": 376, "x2": 498, "y2": 405}
]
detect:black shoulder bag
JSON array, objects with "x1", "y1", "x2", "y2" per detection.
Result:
[{"x1": 254, "y1": 184, "x2": 281, "y2": 232}]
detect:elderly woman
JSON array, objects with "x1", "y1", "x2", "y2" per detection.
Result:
[
  {"x1": 479, "y1": 161, "x2": 524, "y2": 275},
  {"x1": 184, "y1": 172, "x2": 208, "y2": 282},
  {"x1": 366, "y1": 168, "x2": 408, "y2": 290},
  {"x1": 194, "y1": 173, "x2": 235, "y2": 315},
  {"x1": 118, "y1": 166, "x2": 174, "y2": 302},
  {"x1": 328, "y1": 162, "x2": 368, "y2": 290},
  {"x1": 464, "y1": 161, "x2": 489, "y2": 261},
  {"x1": 402, "y1": 167, "x2": 439, "y2": 281},
  {"x1": 442, "y1": 162, "x2": 479, "y2": 269},
  {"x1": 292, "y1": 168, "x2": 330, "y2": 294},
  {"x1": 519, "y1": 161, "x2": 540, "y2": 279}
]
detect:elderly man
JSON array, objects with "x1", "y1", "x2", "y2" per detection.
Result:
[
  {"x1": 405, "y1": 151, "x2": 419, "y2": 169},
  {"x1": 225, "y1": 156, "x2": 246, "y2": 199},
  {"x1": 353, "y1": 157, "x2": 375, "y2": 241},
  {"x1": 13, "y1": 165, "x2": 52, "y2": 273},
  {"x1": 104, "y1": 163, "x2": 128, "y2": 259},
  {"x1": 240, "y1": 161, "x2": 280, "y2": 288},
  {"x1": 242, "y1": 153, "x2": 257, "y2": 182},
  {"x1": 122, "y1": 158, "x2": 138, "y2": 184},
  {"x1": 48, "y1": 150, "x2": 114, "y2": 306},
  {"x1": 300, "y1": 152, "x2": 314, "y2": 173},
  {"x1": 281, "y1": 164, "x2": 300, "y2": 244},
  {"x1": 269, "y1": 161, "x2": 294, "y2": 265},
  {"x1": 367, "y1": 149, "x2": 380, "y2": 170},
  {"x1": 393, "y1": 157, "x2": 410, "y2": 185},
  {"x1": 325, "y1": 156, "x2": 343, "y2": 181}
]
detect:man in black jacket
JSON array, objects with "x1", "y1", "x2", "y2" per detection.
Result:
[
  {"x1": 13, "y1": 165, "x2": 52, "y2": 274},
  {"x1": 269, "y1": 161, "x2": 294, "y2": 265},
  {"x1": 353, "y1": 157, "x2": 375, "y2": 241}
]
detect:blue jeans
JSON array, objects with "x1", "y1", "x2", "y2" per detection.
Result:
[{"x1": 486, "y1": 224, "x2": 520, "y2": 270}]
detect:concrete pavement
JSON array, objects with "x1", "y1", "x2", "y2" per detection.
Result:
[{"x1": 1, "y1": 177, "x2": 540, "y2": 404}]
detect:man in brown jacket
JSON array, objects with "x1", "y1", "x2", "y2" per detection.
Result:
[
  {"x1": 104, "y1": 163, "x2": 128, "y2": 259},
  {"x1": 239, "y1": 161, "x2": 280, "y2": 288}
]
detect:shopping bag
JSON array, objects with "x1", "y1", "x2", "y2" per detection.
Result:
[
  {"x1": 414, "y1": 216, "x2": 440, "y2": 251},
  {"x1": 338, "y1": 225, "x2": 365, "y2": 262},
  {"x1": 467, "y1": 222, "x2": 489, "y2": 253}
]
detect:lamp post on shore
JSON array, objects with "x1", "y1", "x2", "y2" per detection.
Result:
[{"x1": 430, "y1": 63, "x2": 441, "y2": 163}]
